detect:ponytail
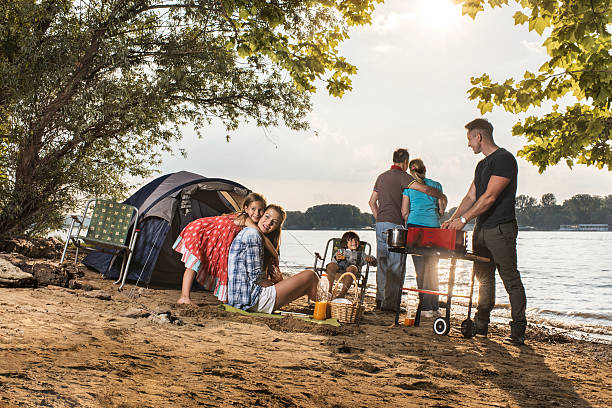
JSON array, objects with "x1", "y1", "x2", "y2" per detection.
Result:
[{"x1": 409, "y1": 158, "x2": 426, "y2": 184}]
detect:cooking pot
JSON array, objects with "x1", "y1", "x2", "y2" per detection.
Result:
[{"x1": 386, "y1": 228, "x2": 408, "y2": 248}]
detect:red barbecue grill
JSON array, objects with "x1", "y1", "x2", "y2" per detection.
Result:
[{"x1": 387, "y1": 227, "x2": 490, "y2": 337}]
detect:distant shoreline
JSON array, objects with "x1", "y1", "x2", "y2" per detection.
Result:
[
  {"x1": 284, "y1": 226, "x2": 611, "y2": 232},
  {"x1": 284, "y1": 227, "x2": 375, "y2": 231}
]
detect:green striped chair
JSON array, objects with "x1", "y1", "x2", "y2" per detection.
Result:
[
  {"x1": 313, "y1": 238, "x2": 373, "y2": 306},
  {"x1": 61, "y1": 199, "x2": 139, "y2": 289}
]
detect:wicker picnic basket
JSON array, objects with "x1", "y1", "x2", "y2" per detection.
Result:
[{"x1": 330, "y1": 272, "x2": 364, "y2": 324}]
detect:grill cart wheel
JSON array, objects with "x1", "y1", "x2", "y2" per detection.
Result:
[{"x1": 433, "y1": 317, "x2": 450, "y2": 336}]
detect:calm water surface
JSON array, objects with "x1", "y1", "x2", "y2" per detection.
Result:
[{"x1": 279, "y1": 230, "x2": 612, "y2": 342}]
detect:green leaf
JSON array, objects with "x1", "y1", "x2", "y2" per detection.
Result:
[
  {"x1": 462, "y1": 1, "x2": 612, "y2": 171},
  {"x1": 532, "y1": 16, "x2": 547, "y2": 35},
  {"x1": 477, "y1": 100, "x2": 494, "y2": 113},
  {"x1": 237, "y1": 44, "x2": 251, "y2": 57},
  {"x1": 513, "y1": 11, "x2": 529, "y2": 25},
  {"x1": 461, "y1": 0, "x2": 484, "y2": 19}
]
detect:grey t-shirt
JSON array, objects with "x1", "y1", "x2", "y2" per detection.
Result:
[{"x1": 373, "y1": 168, "x2": 415, "y2": 225}]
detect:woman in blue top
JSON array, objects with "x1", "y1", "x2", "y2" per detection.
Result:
[{"x1": 401, "y1": 158, "x2": 443, "y2": 317}]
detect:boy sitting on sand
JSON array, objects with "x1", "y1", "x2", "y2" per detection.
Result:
[{"x1": 326, "y1": 231, "x2": 376, "y2": 298}]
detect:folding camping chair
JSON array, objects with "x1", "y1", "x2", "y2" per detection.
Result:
[
  {"x1": 60, "y1": 199, "x2": 139, "y2": 289},
  {"x1": 313, "y1": 238, "x2": 373, "y2": 305}
]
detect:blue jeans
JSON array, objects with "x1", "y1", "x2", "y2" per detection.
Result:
[
  {"x1": 406, "y1": 223, "x2": 440, "y2": 312},
  {"x1": 376, "y1": 222, "x2": 405, "y2": 309},
  {"x1": 411, "y1": 255, "x2": 439, "y2": 311}
]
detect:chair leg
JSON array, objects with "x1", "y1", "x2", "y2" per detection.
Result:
[
  {"x1": 118, "y1": 230, "x2": 139, "y2": 289},
  {"x1": 74, "y1": 243, "x2": 81, "y2": 265},
  {"x1": 118, "y1": 249, "x2": 135, "y2": 290},
  {"x1": 116, "y1": 254, "x2": 128, "y2": 290},
  {"x1": 74, "y1": 245, "x2": 80, "y2": 265},
  {"x1": 359, "y1": 271, "x2": 369, "y2": 306},
  {"x1": 60, "y1": 219, "x2": 76, "y2": 264},
  {"x1": 108, "y1": 253, "x2": 121, "y2": 283}
]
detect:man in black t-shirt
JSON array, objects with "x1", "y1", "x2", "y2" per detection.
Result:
[{"x1": 442, "y1": 118, "x2": 527, "y2": 345}]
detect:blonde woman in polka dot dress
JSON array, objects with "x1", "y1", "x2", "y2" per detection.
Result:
[{"x1": 174, "y1": 193, "x2": 279, "y2": 305}]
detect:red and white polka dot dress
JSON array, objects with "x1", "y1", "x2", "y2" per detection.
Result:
[{"x1": 173, "y1": 213, "x2": 243, "y2": 302}]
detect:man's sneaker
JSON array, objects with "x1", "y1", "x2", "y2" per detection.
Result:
[
  {"x1": 474, "y1": 324, "x2": 488, "y2": 338},
  {"x1": 505, "y1": 321, "x2": 526, "y2": 345},
  {"x1": 504, "y1": 335, "x2": 525, "y2": 346},
  {"x1": 380, "y1": 307, "x2": 406, "y2": 314}
]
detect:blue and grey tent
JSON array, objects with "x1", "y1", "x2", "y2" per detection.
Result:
[{"x1": 83, "y1": 171, "x2": 250, "y2": 287}]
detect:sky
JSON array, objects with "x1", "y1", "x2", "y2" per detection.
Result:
[{"x1": 157, "y1": 0, "x2": 611, "y2": 213}]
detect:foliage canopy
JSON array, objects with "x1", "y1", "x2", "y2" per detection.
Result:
[
  {"x1": 457, "y1": 0, "x2": 611, "y2": 172},
  {"x1": 0, "y1": 0, "x2": 381, "y2": 236},
  {"x1": 285, "y1": 204, "x2": 374, "y2": 229},
  {"x1": 515, "y1": 193, "x2": 611, "y2": 229}
]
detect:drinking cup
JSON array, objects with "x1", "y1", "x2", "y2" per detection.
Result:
[
  {"x1": 404, "y1": 316, "x2": 414, "y2": 326},
  {"x1": 313, "y1": 301, "x2": 328, "y2": 320}
]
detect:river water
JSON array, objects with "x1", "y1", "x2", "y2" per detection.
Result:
[{"x1": 279, "y1": 230, "x2": 612, "y2": 343}]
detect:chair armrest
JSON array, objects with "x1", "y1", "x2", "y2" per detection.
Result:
[
  {"x1": 364, "y1": 255, "x2": 377, "y2": 266},
  {"x1": 70, "y1": 215, "x2": 84, "y2": 225}
]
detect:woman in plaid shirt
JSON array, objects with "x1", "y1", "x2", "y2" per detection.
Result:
[{"x1": 227, "y1": 205, "x2": 319, "y2": 313}]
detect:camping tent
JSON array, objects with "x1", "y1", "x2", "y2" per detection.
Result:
[{"x1": 83, "y1": 171, "x2": 250, "y2": 287}]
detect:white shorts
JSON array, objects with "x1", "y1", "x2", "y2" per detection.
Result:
[{"x1": 248, "y1": 285, "x2": 277, "y2": 314}]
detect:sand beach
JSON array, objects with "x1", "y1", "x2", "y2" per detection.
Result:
[{"x1": 0, "y1": 240, "x2": 610, "y2": 408}]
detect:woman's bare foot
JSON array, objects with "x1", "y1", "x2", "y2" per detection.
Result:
[
  {"x1": 177, "y1": 296, "x2": 194, "y2": 305},
  {"x1": 178, "y1": 269, "x2": 196, "y2": 305}
]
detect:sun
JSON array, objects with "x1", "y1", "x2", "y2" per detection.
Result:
[{"x1": 419, "y1": 0, "x2": 462, "y2": 28}]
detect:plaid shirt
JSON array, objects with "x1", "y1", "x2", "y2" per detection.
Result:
[{"x1": 227, "y1": 228, "x2": 263, "y2": 310}]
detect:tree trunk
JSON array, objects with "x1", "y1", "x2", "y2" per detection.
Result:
[
  {"x1": 0, "y1": 189, "x2": 39, "y2": 237},
  {"x1": 0, "y1": 147, "x2": 60, "y2": 237}
]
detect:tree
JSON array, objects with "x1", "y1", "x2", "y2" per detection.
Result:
[
  {"x1": 541, "y1": 192, "x2": 557, "y2": 207},
  {"x1": 285, "y1": 204, "x2": 374, "y2": 229},
  {"x1": 284, "y1": 211, "x2": 307, "y2": 229},
  {"x1": 561, "y1": 194, "x2": 603, "y2": 224},
  {"x1": 537, "y1": 192, "x2": 559, "y2": 229},
  {"x1": 515, "y1": 194, "x2": 537, "y2": 211},
  {"x1": 515, "y1": 193, "x2": 539, "y2": 226},
  {"x1": 601, "y1": 195, "x2": 612, "y2": 225},
  {"x1": 457, "y1": 0, "x2": 611, "y2": 172},
  {"x1": 0, "y1": 113, "x2": 7, "y2": 181},
  {"x1": 0, "y1": 0, "x2": 381, "y2": 236}
]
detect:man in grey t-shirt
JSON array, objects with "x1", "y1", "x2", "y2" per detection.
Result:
[{"x1": 369, "y1": 148, "x2": 447, "y2": 311}]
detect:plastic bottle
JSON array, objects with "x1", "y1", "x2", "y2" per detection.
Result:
[
  {"x1": 313, "y1": 273, "x2": 330, "y2": 320},
  {"x1": 317, "y1": 273, "x2": 329, "y2": 301}
]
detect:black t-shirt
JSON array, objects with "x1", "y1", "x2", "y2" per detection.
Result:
[{"x1": 474, "y1": 148, "x2": 517, "y2": 228}]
